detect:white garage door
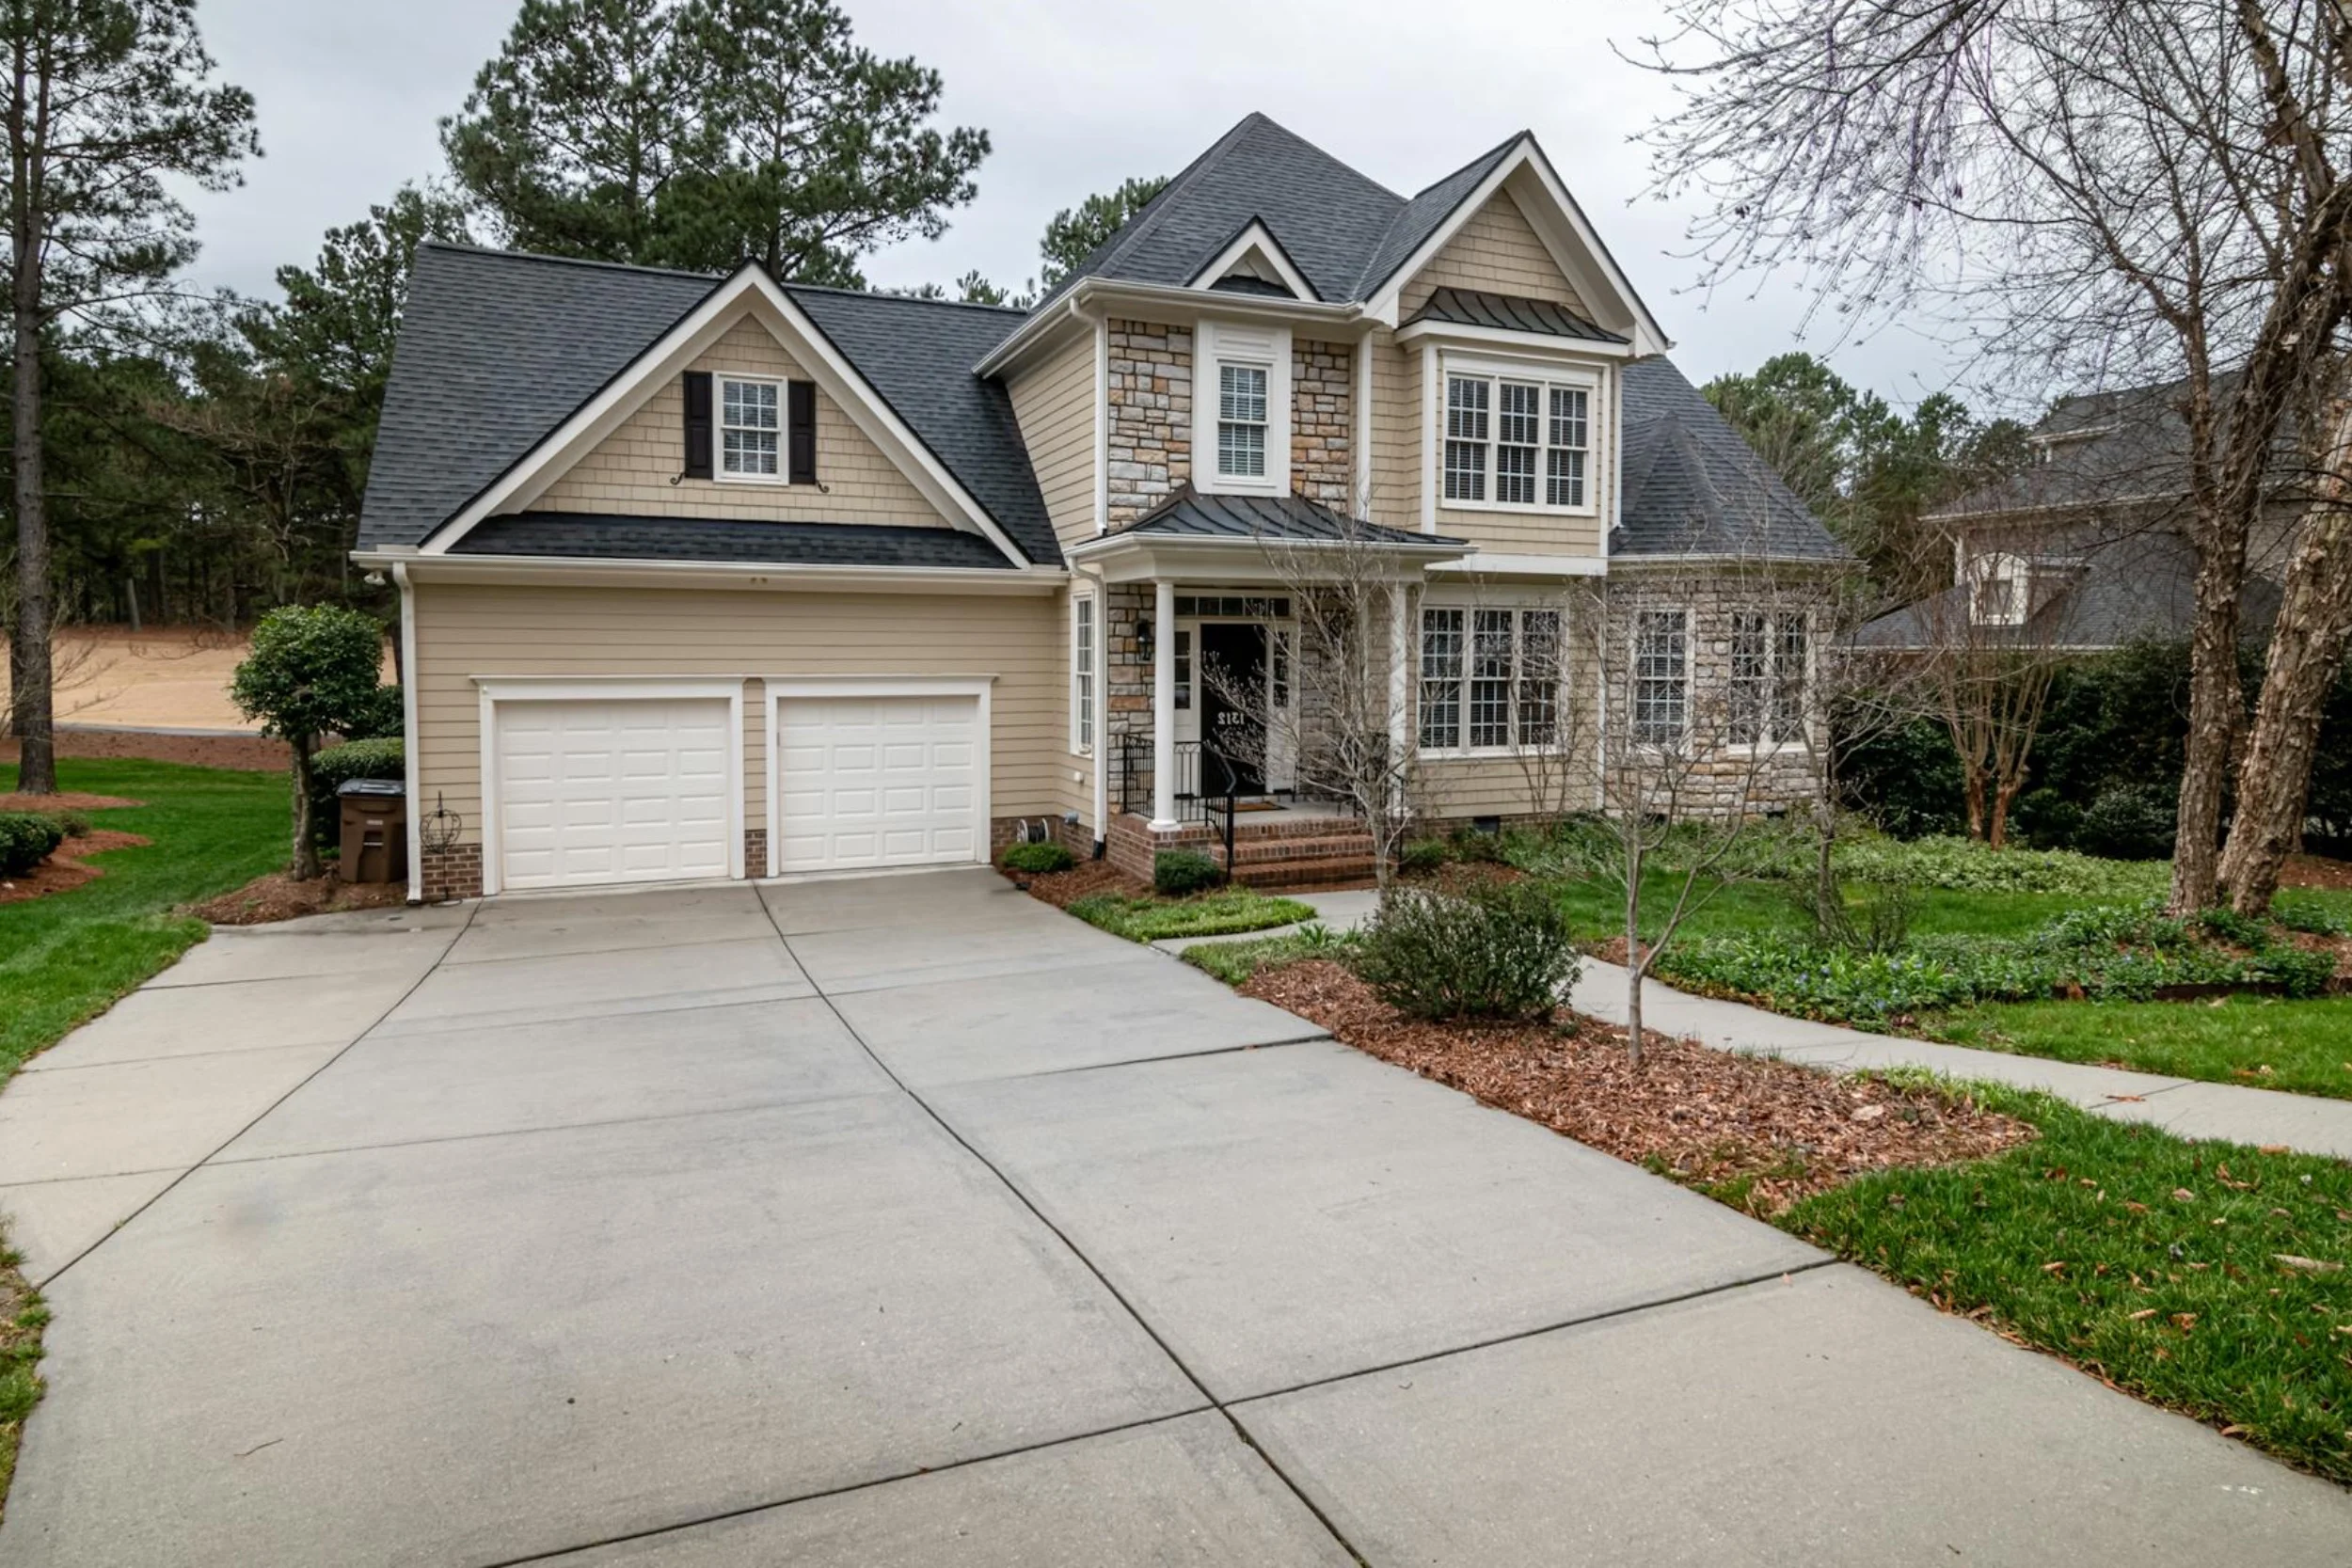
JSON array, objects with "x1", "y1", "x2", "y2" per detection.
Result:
[
  {"x1": 775, "y1": 695, "x2": 983, "y2": 873},
  {"x1": 495, "y1": 697, "x2": 734, "y2": 891}
]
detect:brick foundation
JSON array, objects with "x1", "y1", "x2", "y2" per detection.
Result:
[
  {"x1": 419, "y1": 843, "x2": 484, "y2": 903},
  {"x1": 744, "y1": 828, "x2": 768, "y2": 880}
]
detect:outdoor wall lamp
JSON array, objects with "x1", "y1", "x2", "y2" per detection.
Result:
[{"x1": 1136, "y1": 617, "x2": 1154, "y2": 662}]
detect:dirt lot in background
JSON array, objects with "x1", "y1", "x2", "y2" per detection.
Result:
[{"x1": 0, "y1": 624, "x2": 391, "y2": 735}]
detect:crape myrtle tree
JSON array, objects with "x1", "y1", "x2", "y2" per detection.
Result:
[
  {"x1": 1, "y1": 0, "x2": 255, "y2": 793},
  {"x1": 1635, "y1": 0, "x2": 2352, "y2": 915},
  {"x1": 441, "y1": 0, "x2": 988, "y2": 284},
  {"x1": 230, "y1": 604, "x2": 389, "y2": 880}
]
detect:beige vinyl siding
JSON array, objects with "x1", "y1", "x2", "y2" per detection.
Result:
[
  {"x1": 411, "y1": 581, "x2": 1064, "y2": 850},
  {"x1": 1365, "y1": 325, "x2": 1421, "y2": 533},
  {"x1": 1401, "y1": 192, "x2": 1588, "y2": 317},
  {"x1": 533, "y1": 314, "x2": 945, "y2": 525},
  {"x1": 1008, "y1": 332, "x2": 1097, "y2": 548}
]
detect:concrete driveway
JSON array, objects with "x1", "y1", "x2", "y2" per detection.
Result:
[{"x1": 2, "y1": 870, "x2": 2347, "y2": 1565}]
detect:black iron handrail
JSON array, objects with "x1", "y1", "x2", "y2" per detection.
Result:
[{"x1": 1115, "y1": 731, "x2": 1236, "y2": 881}]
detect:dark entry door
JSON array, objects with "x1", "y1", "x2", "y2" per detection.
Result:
[{"x1": 1197, "y1": 622, "x2": 1266, "y2": 796}]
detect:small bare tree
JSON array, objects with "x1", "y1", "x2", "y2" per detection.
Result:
[{"x1": 1913, "y1": 546, "x2": 2073, "y2": 848}]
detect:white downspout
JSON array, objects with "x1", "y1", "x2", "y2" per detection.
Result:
[
  {"x1": 1085, "y1": 562, "x2": 1111, "y2": 855},
  {"x1": 393, "y1": 562, "x2": 423, "y2": 905}
]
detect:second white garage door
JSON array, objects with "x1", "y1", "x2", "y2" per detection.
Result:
[{"x1": 773, "y1": 694, "x2": 984, "y2": 874}]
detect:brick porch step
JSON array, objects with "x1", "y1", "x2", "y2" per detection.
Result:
[
  {"x1": 1216, "y1": 833, "x2": 1375, "y2": 865},
  {"x1": 1229, "y1": 855, "x2": 1376, "y2": 891}
]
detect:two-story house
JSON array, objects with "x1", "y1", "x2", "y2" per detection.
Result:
[{"x1": 354, "y1": 113, "x2": 1842, "y2": 901}]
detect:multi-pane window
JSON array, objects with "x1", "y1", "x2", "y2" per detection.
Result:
[
  {"x1": 1419, "y1": 608, "x2": 1465, "y2": 749},
  {"x1": 1633, "y1": 610, "x2": 1689, "y2": 744},
  {"x1": 1217, "y1": 363, "x2": 1268, "y2": 478},
  {"x1": 1072, "y1": 596, "x2": 1095, "y2": 753},
  {"x1": 1548, "y1": 388, "x2": 1589, "y2": 506},
  {"x1": 1420, "y1": 607, "x2": 1568, "y2": 752},
  {"x1": 1443, "y1": 377, "x2": 1488, "y2": 500},
  {"x1": 1728, "y1": 610, "x2": 1809, "y2": 746},
  {"x1": 720, "y1": 377, "x2": 780, "y2": 476},
  {"x1": 1174, "y1": 627, "x2": 1193, "y2": 711},
  {"x1": 1444, "y1": 372, "x2": 1594, "y2": 509}
]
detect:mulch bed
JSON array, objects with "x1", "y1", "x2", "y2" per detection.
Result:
[
  {"x1": 0, "y1": 791, "x2": 142, "y2": 813},
  {"x1": 0, "y1": 830, "x2": 151, "y2": 906},
  {"x1": 187, "y1": 870, "x2": 408, "y2": 926},
  {"x1": 1002, "y1": 859, "x2": 1150, "y2": 908},
  {"x1": 1242, "y1": 959, "x2": 2035, "y2": 1216},
  {"x1": 2280, "y1": 853, "x2": 2352, "y2": 891},
  {"x1": 0, "y1": 730, "x2": 286, "y2": 771}
]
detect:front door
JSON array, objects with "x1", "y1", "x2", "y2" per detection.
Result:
[{"x1": 1198, "y1": 622, "x2": 1266, "y2": 796}]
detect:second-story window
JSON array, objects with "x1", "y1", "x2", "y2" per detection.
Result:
[
  {"x1": 1217, "y1": 363, "x2": 1268, "y2": 479},
  {"x1": 1443, "y1": 370, "x2": 1596, "y2": 512},
  {"x1": 720, "y1": 377, "x2": 780, "y2": 478}
]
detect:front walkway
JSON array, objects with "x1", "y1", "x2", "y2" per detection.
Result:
[{"x1": 2, "y1": 873, "x2": 2347, "y2": 1564}]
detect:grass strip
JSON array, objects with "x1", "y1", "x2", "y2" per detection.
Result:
[{"x1": 1067, "y1": 886, "x2": 1312, "y2": 942}]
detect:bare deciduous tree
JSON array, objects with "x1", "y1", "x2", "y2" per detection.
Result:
[{"x1": 1634, "y1": 0, "x2": 2352, "y2": 912}]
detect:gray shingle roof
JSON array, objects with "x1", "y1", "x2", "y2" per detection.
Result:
[
  {"x1": 1115, "y1": 488, "x2": 1461, "y2": 547},
  {"x1": 358, "y1": 243, "x2": 1058, "y2": 564},
  {"x1": 1033, "y1": 114, "x2": 1523, "y2": 313},
  {"x1": 359, "y1": 244, "x2": 712, "y2": 552},
  {"x1": 1615, "y1": 357, "x2": 1849, "y2": 562},
  {"x1": 1406, "y1": 287, "x2": 1625, "y2": 343},
  {"x1": 452, "y1": 513, "x2": 1014, "y2": 570}
]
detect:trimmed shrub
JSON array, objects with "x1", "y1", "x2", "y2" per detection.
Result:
[
  {"x1": 1153, "y1": 847, "x2": 1222, "y2": 896},
  {"x1": 1000, "y1": 840, "x2": 1073, "y2": 874},
  {"x1": 307, "y1": 737, "x2": 405, "y2": 851},
  {"x1": 0, "y1": 812, "x2": 68, "y2": 877},
  {"x1": 1354, "y1": 879, "x2": 1580, "y2": 1022},
  {"x1": 343, "y1": 683, "x2": 405, "y2": 743}
]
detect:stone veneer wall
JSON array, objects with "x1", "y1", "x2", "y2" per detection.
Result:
[
  {"x1": 1105, "y1": 320, "x2": 1192, "y2": 526},
  {"x1": 1292, "y1": 340, "x2": 1354, "y2": 509},
  {"x1": 1104, "y1": 583, "x2": 1155, "y2": 811}
]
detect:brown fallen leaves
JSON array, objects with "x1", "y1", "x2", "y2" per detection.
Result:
[
  {"x1": 1244, "y1": 959, "x2": 2035, "y2": 1217},
  {"x1": 186, "y1": 870, "x2": 407, "y2": 925}
]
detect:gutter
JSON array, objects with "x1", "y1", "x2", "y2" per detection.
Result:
[
  {"x1": 355, "y1": 549, "x2": 1068, "y2": 594},
  {"x1": 977, "y1": 277, "x2": 1368, "y2": 379}
]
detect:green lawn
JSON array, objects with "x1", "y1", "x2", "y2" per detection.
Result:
[
  {"x1": 1923, "y1": 996, "x2": 2352, "y2": 1101},
  {"x1": 1784, "y1": 1085, "x2": 2352, "y2": 1482},
  {"x1": 0, "y1": 757, "x2": 288, "y2": 1085},
  {"x1": 1066, "y1": 886, "x2": 1313, "y2": 942}
]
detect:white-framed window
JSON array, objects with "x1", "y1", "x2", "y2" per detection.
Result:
[
  {"x1": 719, "y1": 375, "x2": 782, "y2": 479},
  {"x1": 1217, "y1": 363, "x2": 1268, "y2": 479},
  {"x1": 1192, "y1": 321, "x2": 1291, "y2": 496},
  {"x1": 1728, "y1": 610, "x2": 1808, "y2": 747},
  {"x1": 1632, "y1": 609, "x2": 1689, "y2": 744},
  {"x1": 1071, "y1": 594, "x2": 1096, "y2": 753},
  {"x1": 1441, "y1": 366, "x2": 1595, "y2": 512},
  {"x1": 1419, "y1": 605, "x2": 1568, "y2": 753},
  {"x1": 1968, "y1": 551, "x2": 2028, "y2": 626}
]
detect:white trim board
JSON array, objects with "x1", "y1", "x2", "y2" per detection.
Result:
[
  {"x1": 1188, "y1": 220, "x2": 1318, "y2": 301},
  {"x1": 762, "y1": 675, "x2": 997, "y2": 878},
  {"x1": 473, "y1": 676, "x2": 749, "y2": 897}
]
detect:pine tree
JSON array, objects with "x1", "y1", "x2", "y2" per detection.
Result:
[
  {"x1": 1039, "y1": 175, "x2": 1168, "y2": 285},
  {"x1": 2, "y1": 0, "x2": 256, "y2": 793}
]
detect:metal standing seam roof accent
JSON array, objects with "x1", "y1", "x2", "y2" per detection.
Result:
[
  {"x1": 1113, "y1": 488, "x2": 1465, "y2": 547},
  {"x1": 448, "y1": 513, "x2": 1018, "y2": 570},
  {"x1": 1406, "y1": 287, "x2": 1627, "y2": 343}
]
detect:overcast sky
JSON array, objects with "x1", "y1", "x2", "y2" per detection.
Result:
[{"x1": 183, "y1": 0, "x2": 1976, "y2": 410}]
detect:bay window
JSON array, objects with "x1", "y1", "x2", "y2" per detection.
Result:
[
  {"x1": 1442, "y1": 367, "x2": 1594, "y2": 510},
  {"x1": 1729, "y1": 610, "x2": 1809, "y2": 747},
  {"x1": 1419, "y1": 605, "x2": 1567, "y2": 752},
  {"x1": 1632, "y1": 610, "x2": 1688, "y2": 743}
]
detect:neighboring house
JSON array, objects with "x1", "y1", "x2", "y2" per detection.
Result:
[
  {"x1": 354, "y1": 112, "x2": 1844, "y2": 901},
  {"x1": 1859, "y1": 378, "x2": 2292, "y2": 654}
]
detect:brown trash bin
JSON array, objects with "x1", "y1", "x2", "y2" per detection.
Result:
[{"x1": 338, "y1": 779, "x2": 407, "y2": 885}]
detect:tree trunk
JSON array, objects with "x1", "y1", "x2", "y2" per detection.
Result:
[
  {"x1": 1989, "y1": 773, "x2": 2024, "y2": 849},
  {"x1": 7, "y1": 43, "x2": 52, "y2": 795},
  {"x1": 289, "y1": 736, "x2": 321, "y2": 879},
  {"x1": 1624, "y1": 846, "x2": 1644, "y2": 1069},
  {"x1": 2218, "y1": 404, "x2": 2352, "y2": 913},
  {"x1": 1960, "y1": 762, "x2": 1988, "y2": 843},
  {"x1": 2169, "y1": 548, "x2": 2246, "y2": 911}
]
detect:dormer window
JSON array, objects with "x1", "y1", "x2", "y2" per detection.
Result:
[
  {"x1": 1440, "y1": 362, "x2": 1597, "y2": 514},
  {"x1": 1968, "y1": 551, "x2": 2028, "y2": 626}
]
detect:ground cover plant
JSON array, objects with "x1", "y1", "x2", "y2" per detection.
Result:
[
  {"x1": 998, "y1": 839, "x2": 1073, "y2": 875},
  {"x1": 0, "y1": 758, "x2": 287, "y2": 1086},
  {"x1": 0, "y1": 1243, "x2": 45, "y2": 1528},
  {"x1": 1065, "y1": 885, "x2": 1312, "y2": 942}
]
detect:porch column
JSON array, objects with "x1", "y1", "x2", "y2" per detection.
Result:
[
  {"x1": 1388, "y1": 582, "x2": 1412, "y2": 765},
  {"x1": 1151, "y1": 577, "x2": 1179, "y2": 829}
]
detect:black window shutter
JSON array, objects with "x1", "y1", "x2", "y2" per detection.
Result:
[
  {"x1": 681, "y1": 371, "x2": 713, "y2": 479},
  {"x1": 787, "y1": 381, "x2": 818, "y2": 484}
]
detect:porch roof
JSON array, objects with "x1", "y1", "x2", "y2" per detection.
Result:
[{"x1": 1108, "y1": 488, "x2": 1465, "y2": 548}]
